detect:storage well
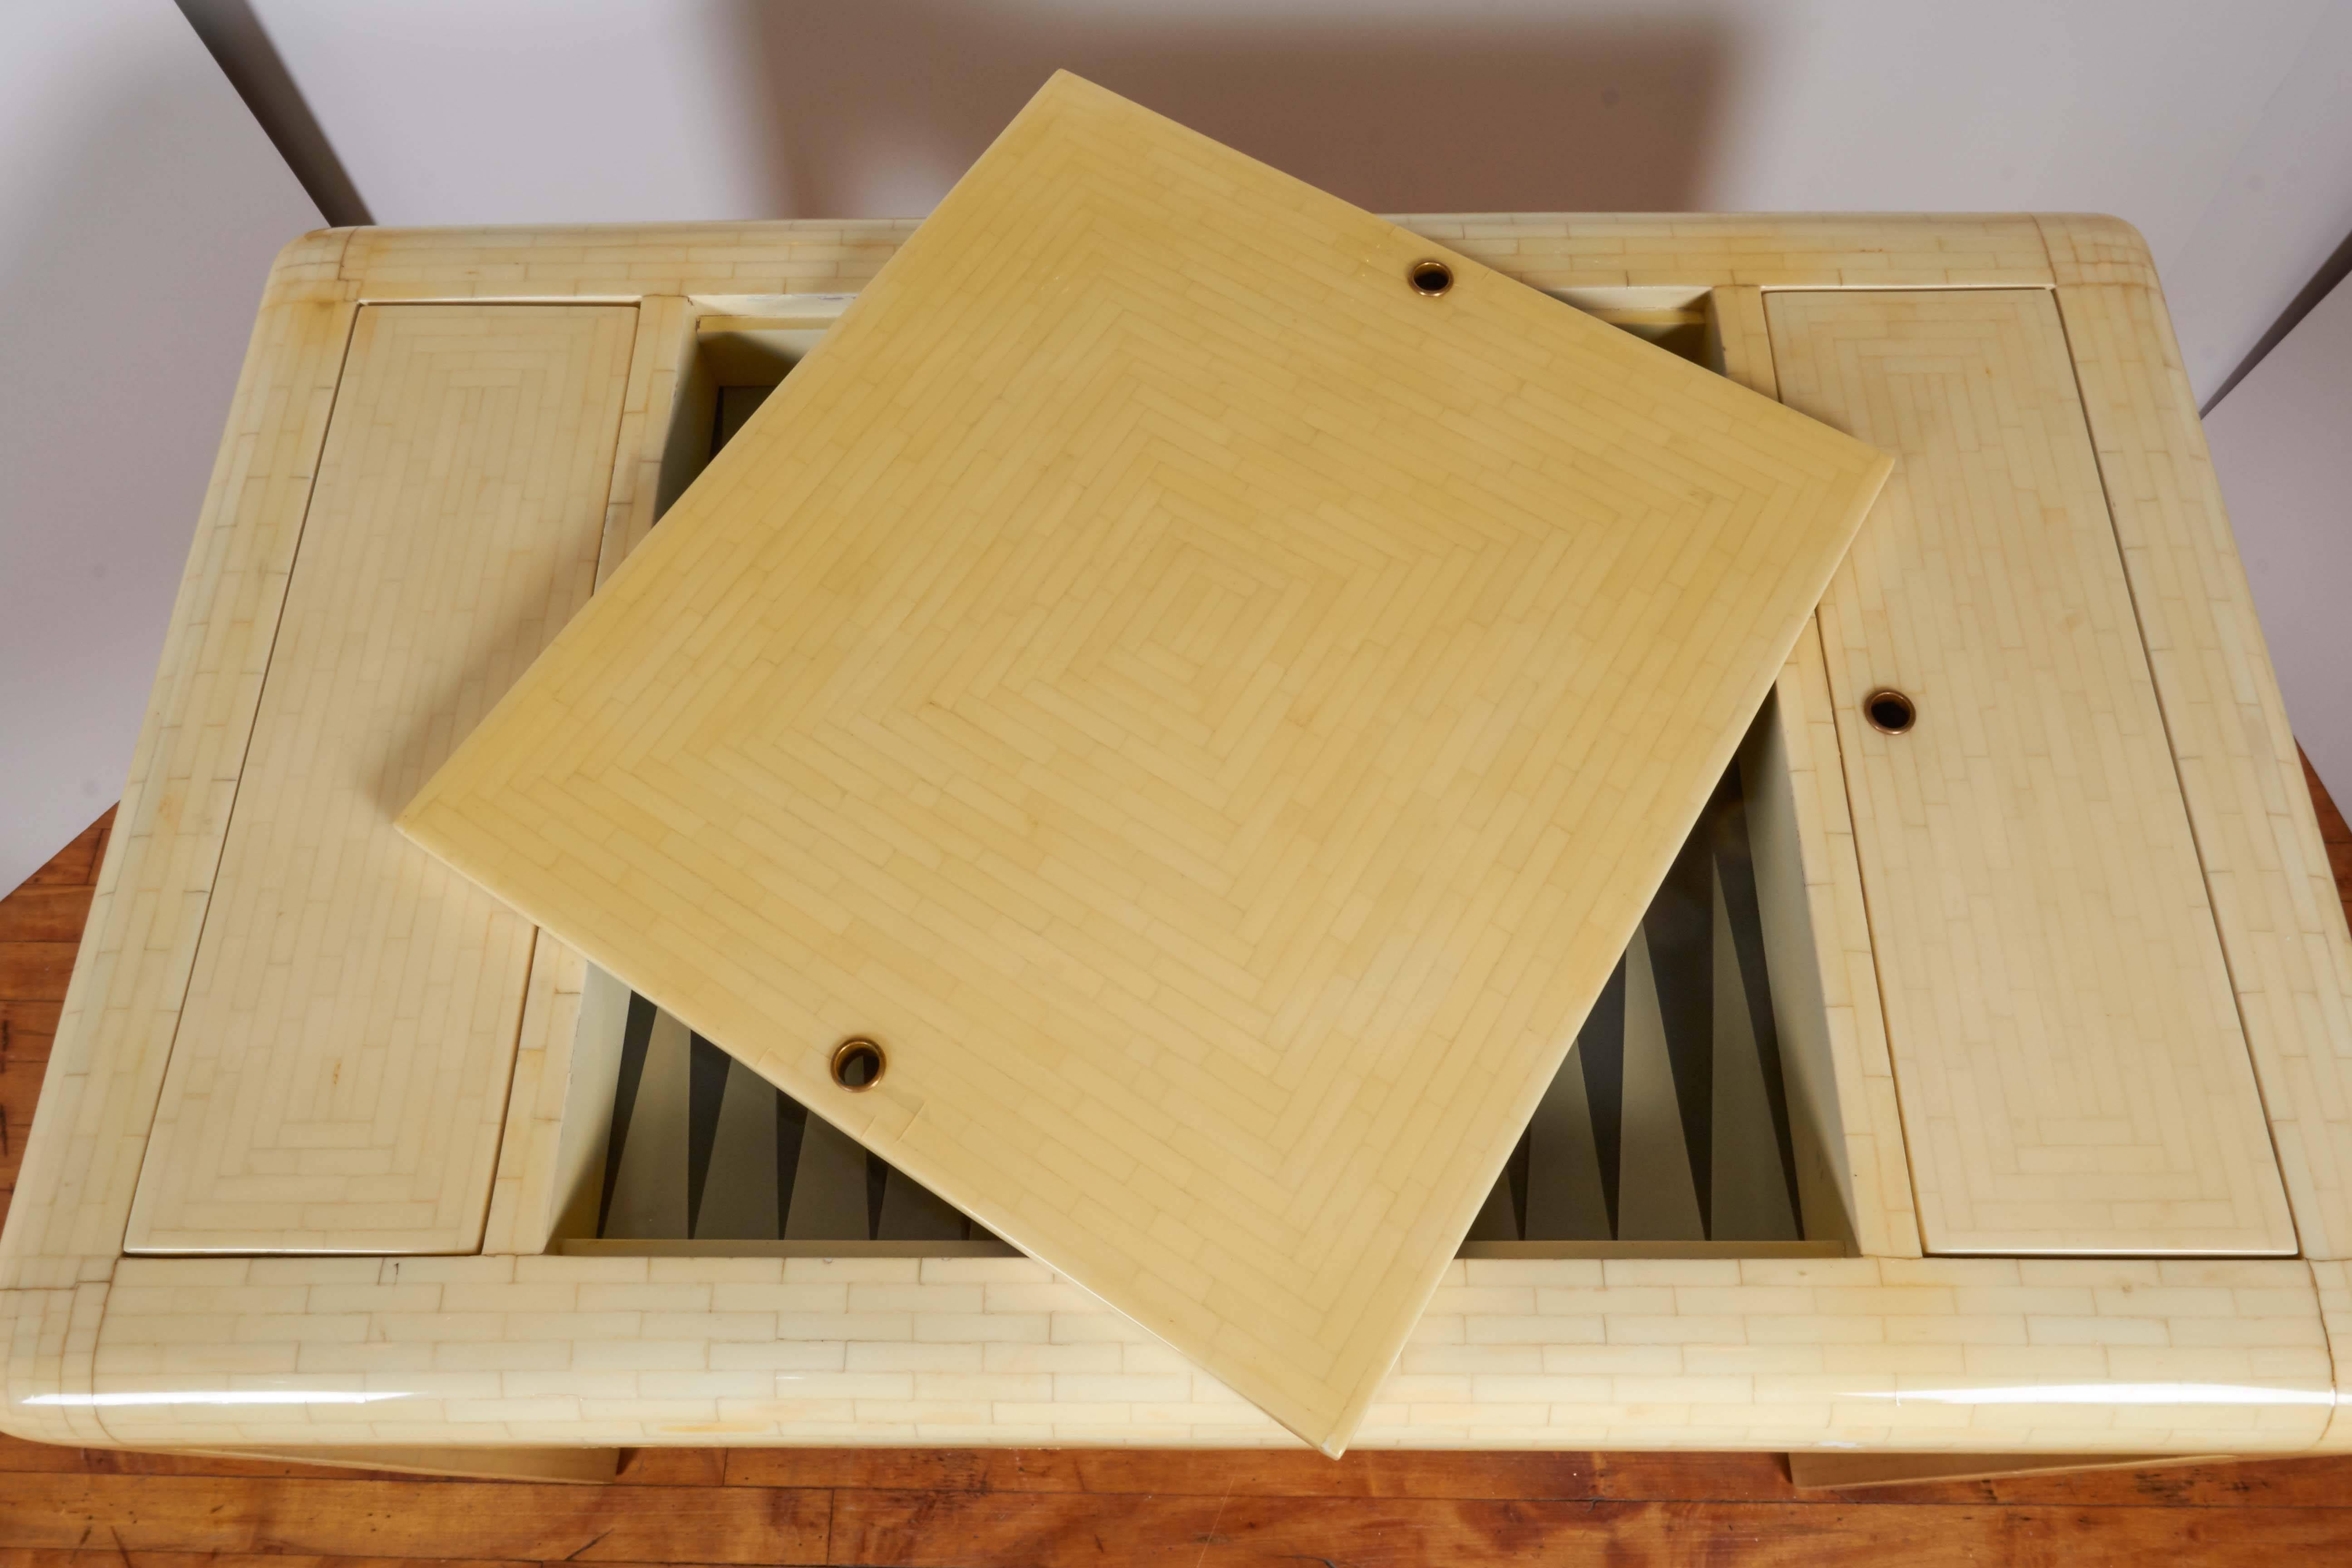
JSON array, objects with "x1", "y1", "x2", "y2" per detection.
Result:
[{"x1": 541, "y1": 293, "x2": 1862, "y2": 1258}]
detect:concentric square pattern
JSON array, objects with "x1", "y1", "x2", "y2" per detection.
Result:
[{"x1": 402, "y1": 73, "x2": 1889, "y2": 1451}]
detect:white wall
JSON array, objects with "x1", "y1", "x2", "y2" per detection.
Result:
[
  {"x1": 2203, "y1": 274, "x2": 2352, "y2": 807},
  {"x1": 251, "y1": 0, "x2": 2352, "y2": 402},
  {"x1": 246, "y1": 0, "x2": 784, "y2": 229},
  {"x1": 0, "y1": 3, "x2": 321, "y2": 896},
  {"x1": 2149, "y1": 7, "x2": 2352, "y2": 407}
]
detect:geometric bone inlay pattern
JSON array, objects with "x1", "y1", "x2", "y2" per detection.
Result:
[
  {"x1": 593, "y1": 991, "x2": 1005, "y2": 1247},
  {"x1": 127, "y1": 304, "x2": 637, "y2": 1255},
  {"x1": 589, "y1": 757, "x2": 1805, "y2": 1251},
  {"x1": 610, "y1": 396, "x2": 1804, "y2": 1254},
  {"x1": 400, "y1": 75, "x2": 1889, "y2": 1452},
  {"x1": 1768, "y1": 289, "x2": 2295, "y2": 1257}
]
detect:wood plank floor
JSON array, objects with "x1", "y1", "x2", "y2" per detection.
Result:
[
  {"x1": 5, "y1": 770, "x2": 2352, "y2": 1565},
  {"x1": 0, "y1": 806, "x2": 109, "y2": 1226}
]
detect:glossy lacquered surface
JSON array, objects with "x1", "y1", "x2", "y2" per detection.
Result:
[
  {"x1": 399, "y1": 74, "x2": 1888, "y2": 1454},
  {"x1": 5, "y1": 195, "x2": 2350, "y2": 1461}
]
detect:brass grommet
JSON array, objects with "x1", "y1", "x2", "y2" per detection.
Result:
[
  {"x1": 830, "y1": 1037, "x2": 885, "y2": 1091},
  {"x1": 1408, "y1": 259, "x2": 1454, "y2": 297},
  {"x1": 1864, "y1": 688, "x2": 1917, "y2": 735}
]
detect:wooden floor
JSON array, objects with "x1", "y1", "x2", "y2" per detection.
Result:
[
  {"x1": 0, "y1": 806, "x2": 109, "y2": 1231},
  {"x1": 4, "y1": 767, "x2": 2352, "y2": 1564}
]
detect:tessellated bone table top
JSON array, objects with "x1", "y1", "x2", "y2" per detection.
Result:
[
  {"x1": 9, "y1": 165, "x2": 2352, "y2": 1467},
  {"x1": 399, "y1": 74, "x2": 1889, "y2": 1453}
]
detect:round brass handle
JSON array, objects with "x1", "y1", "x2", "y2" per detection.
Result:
[
  {"x1": 1408, "y1": 259, "x2": 1454, "y2": 297},
  {"x1": 830, "y1": 1037, "x2": 885, "y2": 1091},
  {"x1": 1864, "y1": 688, "x2": 1916, "y2": 735}
]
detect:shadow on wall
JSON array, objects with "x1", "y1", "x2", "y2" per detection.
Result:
[
  {"x1": 734, "y1": 3, "x2": 1732, "y2": 218},
  {"x1": 0, "y1": 32, "x2": 314, "y2": 897}
]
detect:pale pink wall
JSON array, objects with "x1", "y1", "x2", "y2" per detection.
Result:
[
  {"x1": 0, "y1": 1, "x2": 321, "y2": 896},
  {"x1": 2205, "y1": 274, "x2": 2352, "y2": 807}
]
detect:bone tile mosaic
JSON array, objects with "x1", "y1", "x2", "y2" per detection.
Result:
[
  {"x1": 72, "y1": 1254, "x2": 2339, "y2": 1454},
  {"x1": 397, "y1": 76, "x2": 1890, "y2": 1452},
  {"x1": 7, "y1": 205, "x2": 2352, "y2": 1459},
  {"x1": 1776, "y1": 287, "x2": 2295, "y2": 1256},
  {"x1": 126, "y1": 304, "x2": 637, "y2": 1256},
  {"x1": 2055, "y1": 277, "x2": 2352, "y2": 1259},
  {"x1": 571, "y1": 751, "x2": 1806, "y2": 1254}
]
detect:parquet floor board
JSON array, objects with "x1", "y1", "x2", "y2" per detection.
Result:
[
  {"x1": 0, "y1": 808, "x2": 108, "y2": 1233},
  {"x1": 2310, "y1": 749, "x2": 2352, "y2": 929},
  {"x1": 4, "y1": 774, "x2": 2352, "y2": 1560},
  {"x1": 4, "y1": 1433, "x2": 2352, "y2": 1564}
]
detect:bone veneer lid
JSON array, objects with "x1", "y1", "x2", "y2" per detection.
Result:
[{"x1": 402, "y1": 73, "x2": 1890, "y2": 1454}]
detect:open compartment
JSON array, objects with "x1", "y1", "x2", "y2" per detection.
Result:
[{"x1": 529, "y1": 290, "x2": 1866, "y2": 1261}]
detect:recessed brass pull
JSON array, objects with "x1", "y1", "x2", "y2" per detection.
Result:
[
  {"x1": 830, "y1": 1037, "x2": 885, "y2": 1091},
  {"x1": 1408, "y1": 260, "x2": 1454, "y2": 297},
  {"x1": 1864, "y1": 688, "x2": 1916, "y2": 735}
]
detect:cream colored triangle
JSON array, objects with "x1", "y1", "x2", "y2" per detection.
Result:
[
  {"x1": 1616, "y1": 926, "x2": 1706, "y2": 1241},
  {"x1": 604, "y1": 1009, "x2": 690, "y2": 1240},
  {"x1": 1710, "y1": 854, "x2": 1801, "y2": 1240},
  {"x1": 1524, "y1": 1044, "x2": 1612, "y2": 1241}
]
